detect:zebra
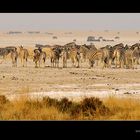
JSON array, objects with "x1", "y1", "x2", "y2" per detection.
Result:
[
  {"x1": 18, "y1": 46, "x2": 29, "y2": 67},
  {"x1": 100, "y1": 46, "x2": 114, "y2": 68},
  {"x1": 87, "y1": 49, "x2": 105, "y2": 69},
  {"x1": 68, "y1": 47, "x2": 80, "y2": 68},
  {"x1": 79, "y1": 45, "x2": 90, "y2": 63},
  {"x1": 113, "y1": 47, "x2": 125, "y2": 68},
  {"x1": 0, "y1": 47, "x2": 16, "y2": 60},
  {"x1": 50, "y1": 47, "x2": 62, "y2": 68},
  {"x1": 11, "y1": 48, "x2": 18, "y2": 67},
  {"x1": 33, "y1": 49, "x2": 46, "y2": 68},
  {"x1": 132, "y1": 46, "x2": 140, "y2": 68},
  {"x1": 61, "y1": 48, "x2": 69, "y2": 68},
  {"x1": 125, "y1": 48, "x2": 133, "y2": 69}
]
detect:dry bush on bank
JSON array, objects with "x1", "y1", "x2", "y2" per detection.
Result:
[{"x1": 0, "y1": 95, "x2": 140, "y2": 120}]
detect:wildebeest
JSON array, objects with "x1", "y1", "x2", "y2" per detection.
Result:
[{"x1": 18, "y1": 46, "x2": 29, "y2": 67}]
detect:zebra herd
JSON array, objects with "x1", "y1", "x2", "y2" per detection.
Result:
[{"x1": 0, "y1": 42, "x2": 140, "y2": 69}]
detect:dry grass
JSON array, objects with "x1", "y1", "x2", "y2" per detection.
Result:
[
  {"x1": 0, "y1": 95, "x2": 140, "y2": 120},
  {"x1": 102, "y1": 96, "x2": 140, "y2": 120}
]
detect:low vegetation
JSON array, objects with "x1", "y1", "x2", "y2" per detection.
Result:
[{"x1": 0, "y1": 95, "x2": 140, "y2": 120}]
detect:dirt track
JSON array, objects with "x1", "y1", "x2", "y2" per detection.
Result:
[{"x1": 0, "y1": 58, "x2": 140, "y2": 101}]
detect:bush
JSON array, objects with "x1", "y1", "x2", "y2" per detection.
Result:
[
  {"x1": 25, "y1": 100, "x2": 43, "y2": 109},
  {"x1": 57, "y1": 98, "x2": 73, "y2": 112},
  {"x1": 0, "y1": 95, "x2": 9, "y2": 104},
  {"x1": 42, "y1": 97, "x2": 59, "y2": 107},
  {"x1": 19, "y1": 96, "x2": 111, "y2": 119},
  {"x1": 69, "y1": 97, "x2": 110, "y2": 117}
]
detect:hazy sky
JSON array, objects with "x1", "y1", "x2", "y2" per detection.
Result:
[{"x1": 0, "y1": 13, "x2": 140, "y2": 31}]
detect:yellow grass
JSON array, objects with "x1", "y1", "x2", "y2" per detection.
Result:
[
  {"x1": 0, "y1": 96, "x2": 69, "y2": 120},
  {"x1": 0, "y1": 94, "x2": 140, "y2": 120},
  {"x1": 102, "y1": 96, "x2": 140, "y2": 120}
]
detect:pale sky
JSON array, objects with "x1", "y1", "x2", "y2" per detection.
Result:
[{"x1": 0, "y1": 13, "x2": 140, "y2": 31}]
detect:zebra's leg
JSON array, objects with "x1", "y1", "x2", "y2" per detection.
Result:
[
  {"x1": 50, "y1": 58, "x2": 52, "y2": 67},
  {"x1": 14, "y1": 59, "x2": 16, "y2": 67},
  {"x1": 39, "y1": 60, "x2": 41, "y2": 68},
  {"x1": 115, "y1": 58, "x2": 117, "y2": 68},
  {"x1": 23, "y1": 59, "x2": 25, "y2": 67},
  {"x1": 35, "y1": 61, "x2": 37, "y2": 68},
  {"x1": 77, "y1": 59, "x2": 80, "y2": 68},
  {"x1": 25, "y1": 58, "x2": 27, "y2": 67},
  {"x1": 12, "y1": 59, "x2": 14, "y2": 67},
  {"x1": 53, "y1": 60, "x2": 54, "y2": 67},
  {"x1": 89, "y1": 60, "x2": 92, "y2": 69},
  {"x1": 15, "y1": 58, "x2": 17, "y2": 67},
  {"x1": 131, "y1": 58, "x2": 134, "y2": 69},
  {"x1": 43, "y1": 58, "x2": 45, "y2": 68},
  {"x1": 121, "y1": 60, "x2": 124, "y2": 68},
  {"x1": 125, "y1": 58, "x2": 128, "y2": 69},
  {"x1": 63, "y1": 59, "x2": 66, "y2": 68},
  {"x1": 57, "y1": 59, "x2": 59, "y2": 68},
  {"x1": 54, "y1": 60, "x2": 56, "y2": 68},
  {"x1": 63, "y1": 59, "x2": 64, "y2": 68},
  {"x1": 23, "y1": 59, "x2": 24, "y2": 67},
  {"x1": 135, "y1": 59, "x2": 138, "y2": 69},
  {"x1": 118, "y1": 59, "x2": 121, "y2": 68},
  {"x1": 65, "y1": 60, "x2": 67, "y2": 68},
  {"x1": 21, "y1": 58, "x2": 23, "y2": 67},
  {"x1": 71, "y1": 58, "x2": 74, "y2": 67},
  {"x1": 15, "y1": 59, "x2": 17, "y2": 67},
  {"x1": 108, "y1": 59, "x2": 111, "y2": 68}
]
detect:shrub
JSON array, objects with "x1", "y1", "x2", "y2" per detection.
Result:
[
  {"x1": 42, "y1": 97, "x2": 59, "y2": 107},
  {"x1": 0, "y1": 95, "x2": 9, "y2": 104},
  {"x1": 57, "y1": 98, "x2": 73, "y2": 112},
  {"x1": 69, "y1": 97, "x2": 110, "y2": 117},
  {"x1": 25, "y1": 100, "x2": 43, "y2": 109}
]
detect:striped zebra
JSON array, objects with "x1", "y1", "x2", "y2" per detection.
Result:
[
  {"x1": 132, "y1": 46, "x2": 140, "y2": 68},
  {"x1": 100, "y1": 46, "x2": 114, "y2": 68},
  {"x1": 79, "y1": 45, "x2": 90, "y2": 63},
  {"x1": 33, "y1": 49, "x2": 46, "y2": 68},
  {"x1": 11, "y1": 48, "x2": 18, "y2": 67},
  {"x1": 125, "y1": 48, "x2": 133, "y2": 69},
  {"x1": 87, "y1": 49, "x2": 106, "y2": 69},
  {"x1": 50, "y1": 47, "x2": 62, "y2": 68},
  {"x1": 113, "y1": 48, "x2": 125, "y2": 68},
  {"x1": 18, "y1": 46, "x2": 29, "y2": 67},
  {"x1": 61, "y1": 48, "x2": 69, "y2": 68},
  {"x1": 68, "y1": 47, "x2": 80, "y2": 68}
]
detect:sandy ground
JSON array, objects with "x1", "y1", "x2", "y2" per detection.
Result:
[
  {"x1": 0, "y1": 30, "x2": 140, "y2": 101},
  {"x1": 0, "y1": 58, "x2": 140, "y2": 101}
]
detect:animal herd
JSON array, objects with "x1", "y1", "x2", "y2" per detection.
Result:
[{"x1": 0, "y1": 42, "x2": 140, "y2": 69}]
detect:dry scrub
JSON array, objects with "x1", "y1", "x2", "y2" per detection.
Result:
[{"x1": 0, "y1": 95, "x2": 140, "y2": 120}]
